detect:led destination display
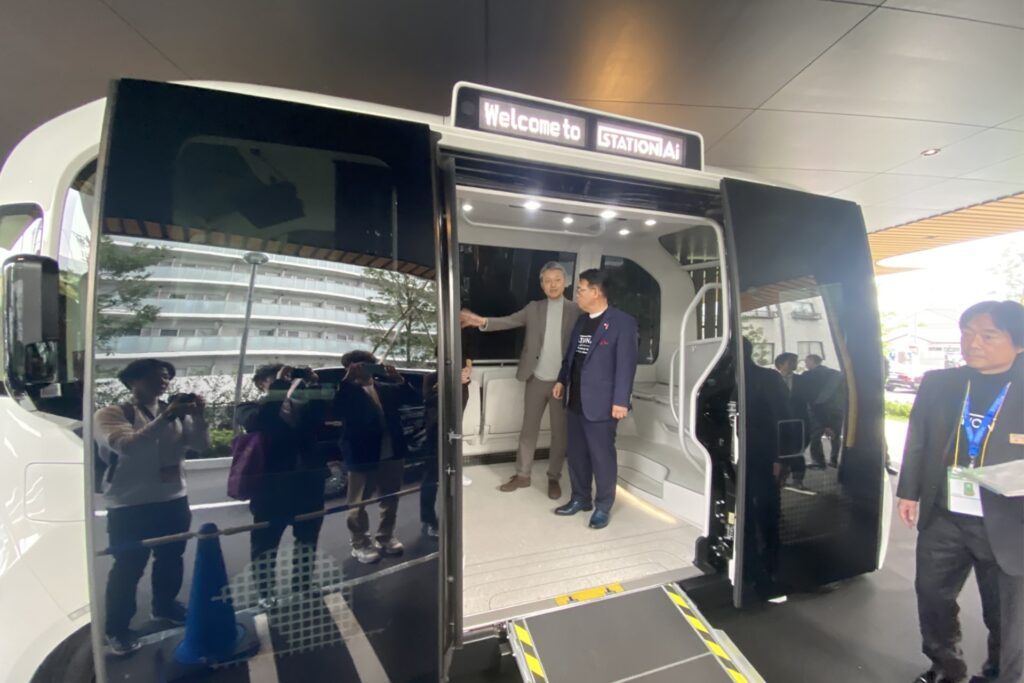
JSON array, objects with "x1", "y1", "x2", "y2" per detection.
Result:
[{"x1": 454, "y1": 85, "x2": 702, "y2": 170}]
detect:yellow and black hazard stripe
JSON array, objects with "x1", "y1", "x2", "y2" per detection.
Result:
[
  {"x1": 509, "y1": 618, "x2": 547, "y2": 683},
  {"x1": 663, "y1": 585, "x2": 751, "y2": 683},
  {"x1": 553, "y1": 582, "x2": 624, "y2": 607}
]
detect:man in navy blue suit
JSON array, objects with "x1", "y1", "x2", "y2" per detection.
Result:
[{"x1": 552, "y1": 268, "x2": 639, "y2": 529}]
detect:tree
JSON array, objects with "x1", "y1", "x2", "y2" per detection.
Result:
[
  {"x1": 361, "y1": 268, "x2": 436, "y2": 365},
  {"x1": 994, "y1": 236, "x2": 1024, "y2": 304},
  {"x1": 741, "y1": 320, "x2": 773, "y2": 367},
  {"x1": 95, "y1": 236, "x2": 168, "y2": 352}
]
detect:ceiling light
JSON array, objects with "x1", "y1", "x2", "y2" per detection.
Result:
[
  {"x1": 644, "y1": 219, "x2": 657, "y2": 227},
  {"x1": 921, "y1": 148, "x2": 941, "y2": 157},
  {"x1": 562, "y1": 216, "x2": 574, "y2": 225},
  {"x1": 618, "y1": 228, "x2": 631, "y2": 236},
  {"x1": 462, "y1": 202, "x2": 473, "y2": 212},
  {"x1": 524, "y1": 200, "x2": 541, "y2": 211},
  {"x1": 600, "y1": 209, "x2": 618, "y2": 220}
]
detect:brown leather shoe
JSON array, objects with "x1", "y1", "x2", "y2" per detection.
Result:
[
  {"x1": 499, "y1": 476, "x2": 530, "y2": 492},
  {"x1": 547, "y1": 479, "x2": 562, "y2": 500}
]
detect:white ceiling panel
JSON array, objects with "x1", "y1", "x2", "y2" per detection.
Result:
[
  {"x1": 568, "y1": 100, "x2": 752, "y2": 147},
  {"x1": 835, "y1": 174, "x2": 943, "y2": 204},
  {"x1": 998, "y1": 115, "x2": 1024, "y2": 131},
  {"x1": 487, "y1": 0, "x2": 869, "y2": 108},
  {"x1": 860, "y1": 204, "x2": 938, "y2": 231},
  {"x1": 890, "y1": 128, "x2": 1024, "y2": 177},
  {"x1": 966, "y1": 155, "x2": 1024, "y2": 183},
  {"x1": 708, "y1": 110, "x2": 981, "y2": 172},
  {"x1": 882, "y1": 177, "x2": 1024, "y2": 211},
  {"x1": 882, "y1": 0, "x2": 1024, "y2": 28},
  {"x1": 726, "y1": 167, "x2": 874, "y2": 195},
  {"x1": 765, "y1": 9, "x2": 1024, "y2": 126}
]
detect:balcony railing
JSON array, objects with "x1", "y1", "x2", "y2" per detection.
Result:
[
  {"x1": 142, "y1": 298, "x2": 371, "y2": 326},
  {"x1": 102, "y1": 335, "x2": 361, "y2": 356},
  {"x1": 143, "y1": 266, "x2": 377, "y2": 300}
]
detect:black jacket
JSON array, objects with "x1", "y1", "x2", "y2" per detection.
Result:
[
  {"x1": 896, "y1": 353, "x2": 1024, "y2": 575},
  {"x1": 744, "y1": 360, "x2": 793, "y2": 495},
  {"x1": 335, "y1": 379, "x2": 420, "y2": 472}
]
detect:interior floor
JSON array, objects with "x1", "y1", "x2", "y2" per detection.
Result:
[{"x1": 461, "y1": 460, "x2": 701, "y2": 624}]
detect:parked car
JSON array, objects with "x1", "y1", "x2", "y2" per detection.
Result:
[{"x1": 886, "y1": 364, "x2": 925, "y2": 393}]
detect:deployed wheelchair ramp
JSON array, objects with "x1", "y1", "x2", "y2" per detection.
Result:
[{"x1": 506, "y1": 584, "x2": 760, "y2": 683}]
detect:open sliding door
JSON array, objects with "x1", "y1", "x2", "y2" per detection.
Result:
[
  {"x1": 86, "y1": 80, "x2": 457, "y2": 682},
  {"x1": 721, "y1": 179, "x2": 885, "y2": 607}
]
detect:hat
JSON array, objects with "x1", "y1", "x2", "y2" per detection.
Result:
[{"x1": 117, "y1": 358, "x2": 176, "y2": 389}]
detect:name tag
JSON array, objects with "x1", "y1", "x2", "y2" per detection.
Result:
[
  {"x1": 1010, "y1": 433, "x2": 1024, "y2": 445},
  {"x1": 947, "y1": 467, "x2": 984, "y2": 517}
]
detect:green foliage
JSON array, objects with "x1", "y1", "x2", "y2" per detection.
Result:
[
  {"x1": 95, "y1": 236, "x2": 168, "y2": 351},
  {"x1": 885, "y1": 400, "x2": 912, "y2": 420},
  {"x1": 362, "y1": 268, "x2": 436, "y2": 365},
  {"x1": 741, "y1": 321, "x2": 773, "y2": 366},
  {"x1": 208, "y1": 429, "x2": 234, "y2": 458}
]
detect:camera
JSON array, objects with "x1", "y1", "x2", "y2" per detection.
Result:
[
  {"x1": 291, "y1": 367, "x2": 316, "y2": 382},
  {"x1": 365, "y1": 364, "x2": 391, "y2": 380},
  {"x1": 169, "y1": 393, "x2": 197, "y2": 404}
]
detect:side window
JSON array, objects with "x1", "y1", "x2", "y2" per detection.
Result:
[
  {"x1": 0, "y1": 203, "x2": 43, "y2": 252},
  {"x1": 600, "y1": 255, "x2": 660, "y2": 364},
  {"x1": 460, "y1": 244, "x2": 575, "y2": 361},
  {"x1": 659, "y1": 225, "x2": 723, "y2": 339}
]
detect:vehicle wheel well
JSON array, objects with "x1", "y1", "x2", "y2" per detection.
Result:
[{"x1": 30, "y1": 623, "x2": 94, "y2": 683}]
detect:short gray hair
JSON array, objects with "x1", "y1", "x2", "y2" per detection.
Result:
[{"x1": 539, "y1": 261, "x2": 568, "y2": 280}]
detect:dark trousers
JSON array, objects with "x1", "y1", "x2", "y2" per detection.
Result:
[
  {"x1": 249, "y1": 481, "x2": 325, "y2": 599},
  {"x1": 566, "y1": 411, "x2": 619, "y2": 513},
  {"x1": 809, "y1": 418, "x2": 842, "y2": 466},
  {"x1": 420, "y1": 455, "x2": 439, "y2": 527},
  {"x1": 916, "y1": 508, "x2": 1024, "y2": 682},
  {"x1": 347, "y1": 459, "x2": 404, "y2": 548},
  {"x1": 105, "y1": 496, "x2": 191, "y2": 636}
]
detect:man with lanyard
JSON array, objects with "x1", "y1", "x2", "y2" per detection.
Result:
[
  {"x1": 552, "y1": 268, "x2": 638, "y2": 529},
  {"x1": 898, "y1": 300, "x2": 1024, "y2": 683}
]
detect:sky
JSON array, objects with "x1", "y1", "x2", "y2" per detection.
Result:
[{"x1": 875, "y1": 231, "x2": 1024, "y2": 320}]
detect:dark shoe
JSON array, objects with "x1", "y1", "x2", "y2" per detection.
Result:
[
  {"x1": 808, "y1": 463, "x2": 826, "y2": 470},
  {"x1": 885, "y1": 464, "x2": 899, "y2": 475},
  {"x1": 422, "y1": 522, "x2": 439, "y2": 539},
  {"x1": 151, "y1": 600, "x2": 187, "y2": 626},
  {"x1": 588, "y1": 510, "x2": 610, "y2": 529},
  {"x1": 547, "y1": 479, "x2": 562, "y2": 500},
  {"x1": 106, "y1": 630, "x2": 141, "y2": 656},
  {"x1": 555, "y1": 500, "x2": 593, "y2": 516},
  {"x1": 499, "y1": 475, "x2": 531, "y2": 492}
]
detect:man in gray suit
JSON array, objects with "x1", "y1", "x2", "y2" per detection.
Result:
[{"x1": 461, "y1": 262, "x2": 579, "y2": 500}]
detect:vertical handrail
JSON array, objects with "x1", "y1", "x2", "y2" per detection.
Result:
[
  {"x1": 676, "y1": 282, "x2": 722, "y2": 434},
  {"x1": 668, "y1": 347, "x2": 680, "y2": 422}
]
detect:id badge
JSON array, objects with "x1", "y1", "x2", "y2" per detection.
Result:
[{"x1": 947, "y1": 467, "x2": 984, "y2": 517}]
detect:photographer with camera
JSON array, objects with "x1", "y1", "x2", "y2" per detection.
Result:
[
  {"x1": 93, "y1": 358, "x2": 209, "y2": 656},
  {"x1": 235, "y1": 363, "x2": 330, "y2": 604},
  {"x1": 335, "y1": 350, "x2": 420, "y2": 564}
]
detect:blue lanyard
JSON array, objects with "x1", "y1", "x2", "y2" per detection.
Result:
[{"x1": 961, "y1": 381, "x2": 1011, "y2": 465}]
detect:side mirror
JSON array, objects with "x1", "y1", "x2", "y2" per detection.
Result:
[{"x1": 3, "y1": 255, "x2": 60, "y2": 392}]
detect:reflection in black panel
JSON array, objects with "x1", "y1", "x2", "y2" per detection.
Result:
[{"x1": 723, "y1": 179, "x2": 884, "y2": 606}]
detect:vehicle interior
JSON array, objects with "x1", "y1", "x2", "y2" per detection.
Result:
[{"x1": 452, "y1": 185, "x2": 729, "y2": 627}]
